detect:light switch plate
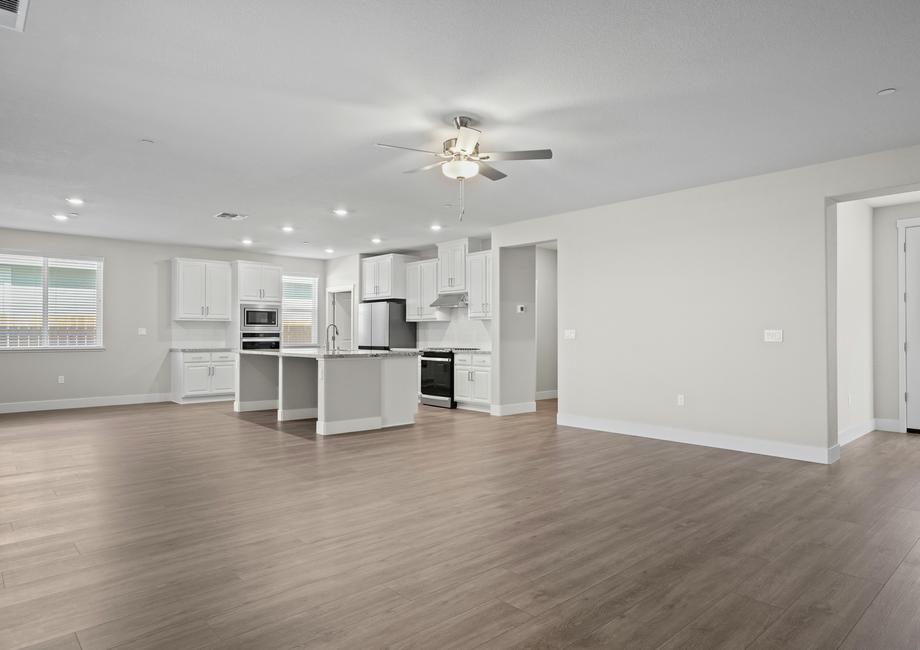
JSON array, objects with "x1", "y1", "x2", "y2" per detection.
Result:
[
  {"x1": 563, "y1": 329, "x2": 577, "y2": 340},
  {"x1": 57, "y1": 375, "x2": 64, "y2": 384},
  {"x1": 764, "y1": 329, "x2": 784, "y2": 343},
  {"x1": 516, "y1": 304, "x2": 526, "y2": 313},
  {"x1": 137, "y1": 327, "x2": 147, "y2": 336}
]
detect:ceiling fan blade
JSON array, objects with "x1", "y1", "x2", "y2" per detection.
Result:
[
  {"x1": 403, "y1": 160, "x2": 448, "y2": 174},
  {"x1": 455, "y1": 126, "x2": 481, "y2": 155},
  {"x1": 477, "y1": 149, "x2": 553, "y2": 161},
  {"x1": 477, "y1": 162, "x2": 507, "y2": 181},
  {"x1": 376, "y1": 143, "x2": 440, "y2": 155}
]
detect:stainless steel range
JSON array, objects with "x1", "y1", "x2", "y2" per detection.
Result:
[{"x1": 419, "y1": 347, "x2": 480, "y2": 408}]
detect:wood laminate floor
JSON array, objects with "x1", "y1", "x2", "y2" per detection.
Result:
[{"x1": 1, "y1": 400, "x2": 920, "y2": 649}]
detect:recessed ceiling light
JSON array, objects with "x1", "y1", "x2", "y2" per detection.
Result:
[
  {"x1": 332, "y1": 208, "x2": 349, "y2": 217},
  {"x1": 139, "y1": 138, "x2": 156, "y2": 144},
  {"x1": 282, "y1": 225, "x2": 294, "y2": 233},
  {"x1": 371, "y1": 237, "x2": 382, "y2": 244},
  {"x1": 52, "y1": 213, "x2": 69, "y2": 222},
  {"x1": 241, "y1": 238, "x2": 253, "y2": 245},
  {"x1": 213, "y1": 212, "x2": 248, "y2": 221},
  {"x1": 430, "y1": 224, "x2": 442, "y2": 231},
  {"x1": 324, "y1": 248, "x2": 335, "y2": 254},
  {"x1": 877, "y1": 88, "x2": 897, "y2": 96},
  {"x1": 65, "y1": 197, "x2": 84, "y2": 206}
]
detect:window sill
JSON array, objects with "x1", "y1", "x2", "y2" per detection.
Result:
[{"x1": 0, "y1": 347, "x2": 105, "y2": 353}]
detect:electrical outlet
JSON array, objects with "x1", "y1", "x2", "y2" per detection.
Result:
[
  {"x1": 137, "y1": 327, "x2": 147, "y2": 336},
  {"x1": 57, "y1": 376, "x2": 65, "y2": 384},
  {"x1": 563, "y1": 329, "x2": 577, "y2": 340},
  {"x1": 516, "y1": 304, "x2": 526, "y2": 313},
  {"x1": 677, "y1": 393, "x2": 685, "y2": 407}
]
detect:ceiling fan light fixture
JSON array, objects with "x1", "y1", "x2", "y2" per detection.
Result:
[{"x1": 442, "y1": 159, "x2": 479, "y2": 180}]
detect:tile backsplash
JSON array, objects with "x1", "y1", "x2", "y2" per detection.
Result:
[{"x1": 416, "y1": 308, "x2": 491, "y2": 349}]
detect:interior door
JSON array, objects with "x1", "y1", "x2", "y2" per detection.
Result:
[
  {"x1": 205, "y1": 263, "x2": 230, "y2": 319},
  {"x1": 177, "y1": 261, "x2": 206, "y2": 319},
  {"x1": 907, "y1": 228, "x2": 920, "y2": 428}
]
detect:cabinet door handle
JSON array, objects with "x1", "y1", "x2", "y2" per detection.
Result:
[
  {"x1": 206, "y1": 305, "x2": 209, "y2": 316},
  {"x1": 200, "y1": 306, "x2": 204, "y2": 315}
]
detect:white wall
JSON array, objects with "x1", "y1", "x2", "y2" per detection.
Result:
[
  {"x1": 496, "y1": 246, "x2": 536, "y2": 409},
  {"x1": 0, "y1": 228, "x2": 324, "y2": 409},
  {"x1": 873, "y1": 202, "x2": 920, "y2": 421},
  {"x1": 489, "y1": 143, "x2": 920, "y2": 463},
  {"x1": 535, "y1": 246, "x2": 558, "y2": 396},
  {"x1": 836, "y1": 201, "x2": 874, "y2": 441}
]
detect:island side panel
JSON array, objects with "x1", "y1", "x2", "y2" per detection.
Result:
[
  {"x1": 235, "y1": 353, "x2": 279, "y2": 412},
  {"x1": 380, "y1": 355, "x2": 418, "y2": 428},
  {"x1": 317, "y1": 358, "x2": 383, "y2": 435},
  {"x1": 278, "y1": 356, "x2": 318, "y2": 421}
]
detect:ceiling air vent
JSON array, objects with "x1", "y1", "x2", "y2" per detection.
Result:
[
  {"x1": 212, "y1": 212, "x2": 248, "y2": 222},
  {"x1": 0, "y1": 0, "x2": 29, "y2": 32}
]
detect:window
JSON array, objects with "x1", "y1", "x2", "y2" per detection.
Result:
[
  {"x1": 282, "y1": 275, "x2": 318, "y2": 347},
  {"x1": 0, "y1": 253, "x2": 103, "y2": 350}
]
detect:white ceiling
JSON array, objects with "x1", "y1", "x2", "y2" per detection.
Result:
[{"x1": 1, "y1": 1, "x2": 919, "y2": 259}]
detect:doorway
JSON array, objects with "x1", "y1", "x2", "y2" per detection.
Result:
[{"x1": 326, "y1": 286, "x2": 355, "y2": 350}]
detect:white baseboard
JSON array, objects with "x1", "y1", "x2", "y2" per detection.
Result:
[
  {"x1": 457, "y1": 402, "x2": 490, "y2": 413},
  {"x1": 317, "y1": 416, "x2": 382, "y2": 435},
  {"x1": 277, "y1": 407, "x2": 317, "y2": 422},
  {"x1": 874, "y1": 417, "x2": 903, "y2": 433},
  {"x1": 838, "y1": 420, "x2": 876, "y2": 446},
  {"x1": 171, "y1": 394, "x2": 234, "y2": 405},
  {"x1": 234, "y1": 399, "x2": 278, "y2": 413},
  {"x1": 535, "y1": 390, "x2": 558, "y2": 400},
  {"x1": 556, "y1": 413, "x2": 838, "y2": 465},
  {"x1": 490, "y1": 402, "x2": 537, "y2": 417},
  {"x1": 0, "y1": 392, "x2": 170, "y2": 415}
]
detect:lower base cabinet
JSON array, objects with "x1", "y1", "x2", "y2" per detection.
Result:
[
  {"x1": 453, "y1": 352, "x2": 491, "y2": 407},
  {"x1": 171, "y1": 351, "x2": 236, "y2": 402}
]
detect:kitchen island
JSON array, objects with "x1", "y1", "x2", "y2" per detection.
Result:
[{"x1": 235, "y1": 348, "x2": 419, "y2": 435}]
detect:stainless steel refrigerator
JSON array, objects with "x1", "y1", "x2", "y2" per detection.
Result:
[{"x1": 357, "y1": 301, "x2": 417, "y2": 350}]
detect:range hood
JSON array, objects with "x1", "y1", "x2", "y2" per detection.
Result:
[{"x1": 430, "y1": 293, "x2": 468, "y2": 308}]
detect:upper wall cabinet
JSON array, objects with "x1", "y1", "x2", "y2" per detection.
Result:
[
  {"x1": 236, "y1": 262, "x2": 283, "y2": 303},
  {"x1": 361, "y1": 254, "x2": 417, "y2": 301},
  {"x1": 437, "y1": 238, "x2": 487, "y2": 294},
  {"x1": 172, "y1": 258, "x2": 231, "y2": 321},
  {"x1": 406, "y1": 259, "x2": 449, "y2": 322},
  {"x1": 467, "y1": 251, "x2": 492, "y2": 320}
]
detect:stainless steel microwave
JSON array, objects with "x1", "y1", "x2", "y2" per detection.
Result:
[{"x1": 240, "y1": 304, "x2": 280, "y2": 333}]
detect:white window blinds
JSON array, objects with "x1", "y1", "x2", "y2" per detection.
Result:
[
  {"x1": 282, "y1": 275, "x2": 318, "y2": 347},
  {"x1": 0, "y1": 253, "x2": 103, "y2": 349}
]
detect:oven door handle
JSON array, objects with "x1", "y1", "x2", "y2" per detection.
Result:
[{"x1": 421, "y1": 357, "x2": 451, "y2": 362}]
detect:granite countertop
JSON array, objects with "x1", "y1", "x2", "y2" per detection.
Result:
[
  {"x1": 170, "y1": 346, "x2": 234, "y2": 352},
  {"x1": 237, "y1": 348, "x2": 419, "y2": 359}
]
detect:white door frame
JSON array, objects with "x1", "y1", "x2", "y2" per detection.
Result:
[
  {"x1": 326, "y1": 284, "x2": 357, "y2": 350},
  {"x1": 896, "y1": 217, "x2": 920, "y2": 432}
]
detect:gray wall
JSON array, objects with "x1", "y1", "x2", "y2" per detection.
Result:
[
  {"x1": 0, "y1": 228, "x2": 324, "y2": 407},
  {"x1": 873, "y1": 202, "x2": 920, "y2": 420},
  {"x1": 490, "y1": 143, "x2": 920, "y2": 452},
  {"x1": 497, "y1": 246, "x2": 536, "y2": 407},
  {"x1": 535, "y1": 246, "x2": 558, "y2": 394},
  {"x1": 836, "y1": 201, "x2": 874, "y2": 434}
]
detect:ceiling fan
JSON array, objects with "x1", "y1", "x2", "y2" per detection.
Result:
[{"x1": 376, "y1": 116, "x2": 553, "y2": 221}]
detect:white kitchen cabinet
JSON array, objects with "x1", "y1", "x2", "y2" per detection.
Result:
[
  {"x1": 171, "y1": 351, "x2": 237, "y2": 403},
  {"x1": 361, "y1": 254, "x2": 416, "y2": 300},
  {"x1": 467, "y1": 250, "x2": 492, "y2": 319},
  {"x1": 453, "y1": 352, "x2": 491, "y2": 407},
  {"x1": 172, "y1": 259, "x2": 231, "y2": 321},
  {"x1": 406, "y1": 260, "x2": 449, "y2": 322},
  {"x1": 437, "y1": 239, "x2": 467, "y2": 293},
  {"x1": 236, "y1": 261, "x2": 283, "y2": 303}
]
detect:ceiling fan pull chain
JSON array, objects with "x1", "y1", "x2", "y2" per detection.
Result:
[{"x1": 458, "y1": 178, "x2": 465, "y2": 222}]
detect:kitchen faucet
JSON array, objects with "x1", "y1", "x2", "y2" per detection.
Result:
[{"x1": 325, "y1": 323, "x2": 339, "y2": 352}]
